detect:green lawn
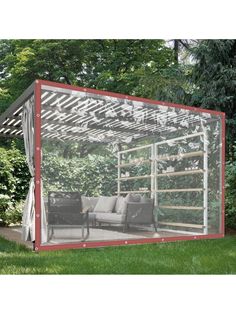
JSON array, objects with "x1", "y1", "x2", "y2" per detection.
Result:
[{"x1": 0, "y1": 235, "x2": 235, "y2": 274}]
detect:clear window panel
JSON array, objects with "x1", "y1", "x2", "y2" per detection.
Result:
[{"x1": 40, "y1": 85, "x2": 223, "y2": 246}]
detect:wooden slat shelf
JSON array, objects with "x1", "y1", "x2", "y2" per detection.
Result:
[
  {"x1": 157, "y1": 169, "x2": 204, "y2": 177},
  {"x1": 116, "y1": 190, "x2": 151, "y2": 194},
  {"x1": 116, "y1": 159, "x2": 151, "y2": 168},
  {"x1": 158, "y1": 222, "x2": 204, "y2": 229},
  {"x1": 118, "y1": 175, "x2": 153, "y2": 181},
  {"x1": 156, "y1": 188, "x2": 203, "y2": 193},
  {"x1": 159, "y1": 205, "x2": 204, "y2": 210},
  {"x1": 157, "y1": 150, "x2": 204, "y2": 161}
]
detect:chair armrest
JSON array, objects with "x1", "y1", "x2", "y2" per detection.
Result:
[{"x1": 82, "y1": 206, "x2": 91, "y2": 213}]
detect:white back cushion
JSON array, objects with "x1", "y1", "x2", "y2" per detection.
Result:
[
  {"x1": 115, "y1": 196, "x2": 127, "y2": 214},
  {"x1": 94, "y1": 196, "x2": 117, "y2": 213}
]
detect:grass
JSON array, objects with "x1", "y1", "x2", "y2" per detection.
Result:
[{"x1": 0, "y1": 235, "x2": 236, "y2": 274}]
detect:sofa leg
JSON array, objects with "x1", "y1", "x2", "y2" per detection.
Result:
[
  {"x1": 87, "y1": 220, "x2": 90, "y2": 236},
  {"x1": 123, "y1": 222, "x2": 128, "y2": 232},
  {"x1": 153, "y1": 221, "x2": 157, "y2": 232}
]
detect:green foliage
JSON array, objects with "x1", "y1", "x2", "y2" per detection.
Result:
[
  {"x1": 42, "y1": 153, "x2": 117, "y2": 196},
  {"x1": 0, "y1": 39, "x2": 174, "y2": 115},
  {"x1": 191, "y1": 40, "x2": 236, "y2": 159},
  {"x1": 225, "y1": 161, "x2": 236, "y2": 229},
  {"x1": 0, "y1": 199, "x2": 23, "y2": 226},
  {"x1": 191, "y1": 40, "x2": 236, "y2": 110},
  {"x1": 0, "y1": 194, "x2": 13, "y2": 212},
  {"x1": 0, "y1": 145, "x2": 29, "y2": 226},
  {"x1": 0, "y1": 194, "x2": 14, "y2": 226},
  {"x1": 0, "y1": 194, "x2": 13, "y2": 208},
  {"x1": 4, "y1": 201, "x2": 23, "y2": 226},
  {"x1": 139, "y1": 62, "x2": 194, "y2": 102},
  {"x1": 0, "y1": 144, "x2": 30, "y2": 203},
  {"x1": 78, "y1": 40, "x2": 173, "y2": 96},
  {"x1": 0, "y1": 149, "x2": 15, "y2": 196}
]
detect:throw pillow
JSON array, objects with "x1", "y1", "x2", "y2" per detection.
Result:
[
  {"x1": 94, "y1": 196, "x2": 117, "y2": 213},
  {"x1": 115, "y1": 196, "x2": 127, "y2": 214}
]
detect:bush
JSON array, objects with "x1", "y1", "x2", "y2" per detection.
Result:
[
  {"x1": 0, "y1": 144, "x2": 30, "y2": 203},
  {"x1": 0, "y1": 144, "x2": 28, "y2": 226},
  {"x1": 42, "y1": 153, "x2": 118, "y2": 196},
  {"x1": 225, "y1": 161, "x2": 236, "y2": 230},
  {"x1": 0, "y1": 194, "x2": 14, "y2": 226},
  {"x1": 7, "y1": 144, "x2": 31, "y2": 202},
  {"x1": 3, "y1": 201, "x2": 23, "y2": 226},
  {"x1": 0, "y1": 194, "x2": 23, "y2": 226}
]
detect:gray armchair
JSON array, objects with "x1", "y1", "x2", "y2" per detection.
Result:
[
  {"x1": 123, "y1": 199, "x2": 157, "y2": 232},
  {"x1": 48, "y1": 191, "x2": 89, "y2": 241}
]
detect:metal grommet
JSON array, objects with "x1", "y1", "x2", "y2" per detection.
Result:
[
  {"x1": 35, "y1": 247, "x2": 38, "y2": 251},
  {"x1": 83, "y1": 244, "x2": 86, "y2": 247},
  {"x1": 36, "y1": 114, "x2": 40, "y2": 117},
  {"x1": 125, "y1": 241, "x2": 128, "y2": 244},
  {"x1": 161, "y1": 238, "x2": 164, "y2": 242},
  {"x1": 36, "y1": 180, "x2": 40, "y2": 184}
]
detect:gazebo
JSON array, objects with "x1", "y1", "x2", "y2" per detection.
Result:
[{"x1": 0, "y1": 80, "x2": 225, "y2": 251}]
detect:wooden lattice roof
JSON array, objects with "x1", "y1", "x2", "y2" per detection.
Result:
[{"x1": 0, "y1": 80, "x2": 219, "y2": 144}]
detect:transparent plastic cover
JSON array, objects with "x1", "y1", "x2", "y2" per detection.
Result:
[{"x1": 39, "y1": 85, "x2": 223, "y2": 245}]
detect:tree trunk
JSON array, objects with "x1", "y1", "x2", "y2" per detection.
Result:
[{"x1": 174, "y1": 40, "x2": 179, "y2": 63}]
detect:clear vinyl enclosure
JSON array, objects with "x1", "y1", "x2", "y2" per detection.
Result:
[
  {"x1": 38, "y1": 82, "x2": 224, "y2": 248},
  {"x1": 0, "y1": 80, "x2": 225, "y2": 250}
]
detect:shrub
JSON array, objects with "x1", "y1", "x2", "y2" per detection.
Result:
[
  {"x1": 3, "y1": 201, "x2": 23, "y2": 226},
  {"x1": 42, "y1": 153, "x2": 118, "y2": 196},
  {"x1": 6, "y1": 143, "x2": 30, "y2": 202},
  {"x1": 0, "y1": 144, "x2": 30, "y2": 203},
  {"x1": 225, "y1": 161, "x2": 236, "y2": 230},
  {"x1": 0, "y1": 150, "x2": 15, "y2": 197},
  {"x1": 0, "y1": 144, "x2": 28, "y2": 226},
  {"x1": 0, "y1": 194, "x2": 14, "y2": 226}
]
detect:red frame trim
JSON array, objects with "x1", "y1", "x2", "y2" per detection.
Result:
[
  {"x1": 38, "y1": 233, "x2": 224, "y2": 252},
  {"x1": 34, "y1": 79, "x2": 225, "y2": 252},
  {"x1": 39, "y1": 79, "x2": 224, "y2": 116}
]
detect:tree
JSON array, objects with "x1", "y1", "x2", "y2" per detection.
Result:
[
  {"x1": 0, "y1": 39, "x2": 174, "y2": 156},
  {"x1": 76, "y1": 40, "x2": 173, "y2": 97},
  {"x1": 0, "y1": 40, "x2": 85, "y2": 110},
  {"x1": 0, "y1": 40, "x2": 173, "y2": 106},
  {"x1": 191, "y1": 40, "x2": 236, "y2": 160}
]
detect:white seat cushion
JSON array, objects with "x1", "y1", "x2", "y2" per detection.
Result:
[{"x1": 95, "y1": 212, "x2": 124, "y2": 223}]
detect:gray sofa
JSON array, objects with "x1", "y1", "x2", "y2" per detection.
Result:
[{"x1": 81, "y1": 194, "x2": 157, "y2": 232}]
